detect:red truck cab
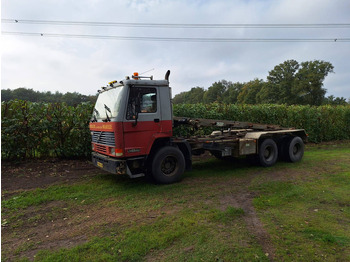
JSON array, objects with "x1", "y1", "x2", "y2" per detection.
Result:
[{"x1": 90, "y1": 71, "x2": 191, "y2": 183}]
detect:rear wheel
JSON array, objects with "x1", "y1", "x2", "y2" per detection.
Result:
[
  {"x1": 258, "y1": 138, "x2": 278, "y2": 167},
  {"x1": 151, "y1": 146, "x2": 185, "y2": 184},
  {"x1": 285, "y1": 136, "x2": 304, "y2": 162}
]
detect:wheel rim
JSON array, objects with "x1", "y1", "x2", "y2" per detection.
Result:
[
  {"x1": 161, "y1": 155, "x2": 178, "y2": 177},
  {"x1": 293, "y1": 143, "x2": 300, "y2": 155},
  {"x1": 264, "y1": 146, "x2": 275, "y2": 161}
]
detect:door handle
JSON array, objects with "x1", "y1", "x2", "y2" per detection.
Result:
[{"x1": 154, "y1": 118, "x2": 160, "y2": 123}]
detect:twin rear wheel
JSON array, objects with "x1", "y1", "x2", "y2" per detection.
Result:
[
  {"x1": 285, "y1": 136, "x2": 304, "y2": 162},
  {"x1": 151, "y1": 146, "x2": 185, "y2": 184},
  {"x1": 257, "y1": 136, "x2": 304, "y2": 167},
  {"x1": 258, "y1": 138, "x2": 278, "y2": 167}
]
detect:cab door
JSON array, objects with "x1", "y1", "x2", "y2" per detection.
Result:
[{"x1": 123, "y1": 86, "x2": 161, "y2": 157}]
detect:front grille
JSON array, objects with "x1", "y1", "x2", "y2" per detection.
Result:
[
  {"x1": 95, "y1": 144, "x2": 108, "y2": 153},
  {"x1": 92, "y1": 131, "x2": 115, "y2": 146}
]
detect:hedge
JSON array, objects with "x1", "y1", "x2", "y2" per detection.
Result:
[{"x1": 2, "y1": 101, "x2": 350, "y2": 160}]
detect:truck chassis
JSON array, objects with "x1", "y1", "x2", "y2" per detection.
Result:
[{"x1": 92, "y1": 116, "x2": 307, "y2": 184}]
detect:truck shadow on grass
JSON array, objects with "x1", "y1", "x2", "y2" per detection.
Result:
[{"x1": 184, "y1": 157, "x2": 266, "y2": 179}]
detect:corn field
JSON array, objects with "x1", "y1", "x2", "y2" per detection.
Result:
[
  {"x1": 173, "y1": 103, "x2": 350, "y2": 143},
  {"x1": 2, "y1": 100, "x2": 350, "y2": 160},
  {"x1": 1, "y1": 100, "x2": 93, "y2": 160}
]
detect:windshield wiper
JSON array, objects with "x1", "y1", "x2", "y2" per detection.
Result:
[
  {"x1": 90, "y1": 108, "x2": 99, "y2": 122},
  {"x1": 91, "y1": 115, "x2": 97, "y2": 122},
  {"x1": 103, "y1": 104, "x2": 111, "y2": 122}
]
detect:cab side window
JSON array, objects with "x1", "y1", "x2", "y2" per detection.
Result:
[
  {"x1": 140, "y1": 90, "x2": 157, "y2": 113},
  {"x1": 126, "y1": 87, "x2": 157, "y2": 120}
]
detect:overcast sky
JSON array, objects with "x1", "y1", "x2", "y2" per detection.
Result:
[{"x1": 1, "y1": 0, "x2": 349, "y2": 99}]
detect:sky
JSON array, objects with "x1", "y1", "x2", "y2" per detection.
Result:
[{"x1": 1, "y1": 0, "x2": 349, "y2": 99}]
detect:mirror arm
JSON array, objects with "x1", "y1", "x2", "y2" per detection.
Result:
[{"x1": 132, "y1": 112, "x2": 138, "y2": 126}]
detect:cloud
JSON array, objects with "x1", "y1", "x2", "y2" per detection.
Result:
[{"x1": 2, "y1": 0, "x2": 349, "y2": 98}]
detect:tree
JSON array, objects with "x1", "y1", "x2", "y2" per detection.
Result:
[
  {"x1": 187, "y1": 87, "x2": 205, "y2": 104},
  {"x1": 1, "y1": 88, "x2": 97, "y2": 106},
  {"x1": 173, "y1": 87, "x2": 205, "y2": 104},
  {"x1": 222, "y1": 82, "x2": 244, "y2": 104},
  {"x1": 1, "y1": 89, "x2": 14, "y2": 101},
  {"x1": 292, "y1": 60, "x2": 334, "y2": 105},
  {"x1": 323, "y1": 95, "x2": 348, "y2": 105},
  {"x1": 237, "y1": 79, "x2": 264, "y2": 104},
  {"x1": 11, "y1": 88, "x2": 40, "y2": 102},
  {"x1": 257, "y1": 60, "x2": 334, "y2": 105},
  {"x1": 62, "y1": 92, "x2": 88, "y2": 106},
  {"x1": 173, "y1": 91, "x2": 188, "y2": 104},
  {"x1": 203, "y1": 80, "x2": 229, "y2": 104},
  {"x1": 258, "y1": 60, "x2": 299, "y2": 104}
]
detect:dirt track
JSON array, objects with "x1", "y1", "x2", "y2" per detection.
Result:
[{"x1": 1, "y1": 159, "x2": 108, "y2": 192}]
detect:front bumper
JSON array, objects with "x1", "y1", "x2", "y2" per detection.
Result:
[{"x1": 92, "y1": 152, "x2": 127, "y2": 175}]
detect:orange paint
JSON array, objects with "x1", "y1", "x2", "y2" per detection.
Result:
[{"x1": 89, "y1": 123, "x2": 113, "y2": 131}]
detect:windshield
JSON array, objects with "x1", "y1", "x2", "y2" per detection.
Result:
[{"x1": 92, "y1": 86, "x2": 125, "y2": 122}]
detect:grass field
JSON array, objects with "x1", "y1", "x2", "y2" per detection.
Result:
[{"x1": 2, "y1": 142, "x2": 350, "y2": 261}]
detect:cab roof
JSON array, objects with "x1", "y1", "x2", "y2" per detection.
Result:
[{"x1": 123, "y1": 79, "x2": 169, "y2": 87}]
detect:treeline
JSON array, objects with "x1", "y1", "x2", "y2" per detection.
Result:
[
  {"x1": 1, "y1": 88, "x2": 97, "y2": 106},
  {"x1": 173, "y1": 60, "x2": 349, "y2": 106}
]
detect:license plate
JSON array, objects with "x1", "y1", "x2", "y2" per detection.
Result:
[{"x1": 97, "y1": 162, "x2": 103, "y2": 168}]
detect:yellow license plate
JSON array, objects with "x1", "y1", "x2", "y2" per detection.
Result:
[{"x1": 97, "y1": 162, "x2": 103, "y2": 168}]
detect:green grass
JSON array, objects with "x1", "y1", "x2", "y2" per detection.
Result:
[
  {"x1": 34, "y1": 208, "x2": 265, "y2": 262},
  {"x1": 250, "y1": 147, "x2": 350, "y2": 261},
  {"x1": 2, "y1": 142, "x2": 350, "y2": 261}
]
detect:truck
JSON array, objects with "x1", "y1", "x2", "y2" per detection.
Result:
[{"x1": 90, "y1": 71, "x2": 307, "y2": 184}]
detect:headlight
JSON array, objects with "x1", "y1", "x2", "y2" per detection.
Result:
[{"x1": 110, "y1": 148, "x2": 115, "y2": 155}]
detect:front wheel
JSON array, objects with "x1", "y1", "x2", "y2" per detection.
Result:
[
  {"x1": 151, "y1": 146, "x2": 185, "y2": 184},
  {"x1": 258, "y1": 138, "x2": 278, "y2": 167}
]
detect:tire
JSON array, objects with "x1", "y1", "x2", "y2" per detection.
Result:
[
  {"x1": 151, "y1": 146, "x2": 185, "y2": 184},
  {"x1": 285, "y1": 136, "x2": 304, "y2": 162},
  {"x1": 258, "y1": 138, "x2": 278, "y2": 167}
]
